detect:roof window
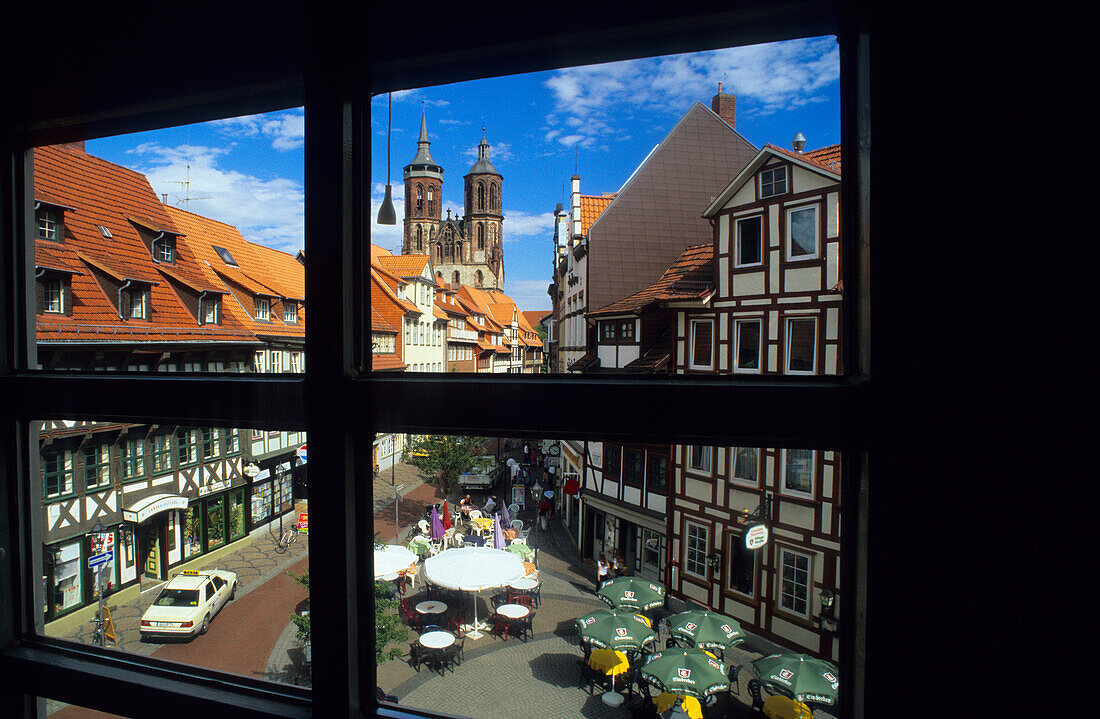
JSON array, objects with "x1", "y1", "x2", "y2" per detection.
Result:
[
  {"x1": 212, "y1": 245, "x2": 239, "y2": 267},
  {"x1": 98, "y1": 225, "x2": 112, "y2": 238}
]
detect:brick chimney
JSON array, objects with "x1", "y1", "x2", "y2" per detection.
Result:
[{"x1": 711, "y1": 82, "x2": 735, "y2": 129}]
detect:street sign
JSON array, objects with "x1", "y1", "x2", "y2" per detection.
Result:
[{"x1": 88, "y1": 551, "x2": 113, "y2": 568}]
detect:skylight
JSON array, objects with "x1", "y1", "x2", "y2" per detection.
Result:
[{"x1": 212, "y1": 245, "x2": 239, "y2": 267}]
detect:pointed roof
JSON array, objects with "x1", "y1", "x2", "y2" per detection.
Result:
[
  {"x1": 579, "y1": 194, "x2": 615, "y2": 236},
  {"x1": 586, "y1": 101, "x2": 757, "y2": 312},
  {"x1": 703, "y1": 144, "x2": 841, "y2": 218},
  {"x1": 590, "y1": 243, "x2": 714, "y2": 317},
  {"x1": 465, "y1": 126, "x2": 500, "y2": 177},
  {"x1": 404, "y1": 105, "x2": 442, "y2": 178}
]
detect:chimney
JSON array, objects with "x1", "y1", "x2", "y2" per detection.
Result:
[
  {"x1": 792, "y1": 133, "x2": 807, "y2": 153},
  {"x1": 62, "y1": 140, "x2": 86, "y2": 153},
  {"x1": 711, "y1": 82, "x2": 736, "y2": 129}
]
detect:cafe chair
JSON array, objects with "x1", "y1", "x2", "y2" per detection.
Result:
[
  {"x1": 446, "y1": 609, "x2": 467, "y2": 636},
  {"x1": 469, "y1": 509, "x2": 483, "y2": 521},
  {"x1": 407, "y1": 642, "x2": 425, "y2": 672},
  {"x1": 510, "y1": 519, "x2": 524, "y2": 532},
  {"x1": 490, "y1": 615, "x2": 513, "y2": 641},
  {"x1": 420, "y1": 624, "x2": 444, "y2": 634},
  {"x1": 530, "y1": 583, "x2": 542, "y2": 607},
  {"x1": 577, "y1": 659, "x2": 609, "y2": 695},
  {"x1": 514, "y1": 611, "x2": 534, "y2": 642},
  {"x1": 440, "y1": 643, "x2": 462, "y2": 674},
  {"x1": 417, "y1": 519, "x2": 430, "y2": 535},
  {"x1": 377, "y1": 687, "x2": 399, "y2": 705},
  {"x1": 508, "y1": 502, "x2": 520, "y2": 516},
  {"x1": 727, "y1": 665, "x2": 743, "y2": 696},
  {"x1": 453, "y1": 635, "x2": 466, "y2": 664}
]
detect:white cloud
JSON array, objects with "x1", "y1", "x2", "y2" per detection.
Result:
[
  {"x1": 502, "y1": 210, "x2": 555, "y2": 240},
  {"x1": 503, "y1": 279, "x2": 552, "y2": 312},
  {"x1": 129, "y1": 143, "x2": 303, "y2": 254},
  {"x1": 439, "y1": 118, "x2": 468, "y2": 125},
  {"x1": 211, "y1": 110, "x2": 304, "y2": 152},
  {"x1": 370, "y1": 181, "x2": 406, "y2": 253},
  {"x1": 542, "y1": 37, "x2": 839, "y2": 149}
]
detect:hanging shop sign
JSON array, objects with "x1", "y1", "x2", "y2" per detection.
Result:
[
  {"x1": 122, "y1": 494, "x2": 189, "y2": 523},
  {"x1": 243, "y1": 463, "x2": 261, "y2": 477},
  {"x1": 296, "y1": 445, "x2": 307, "y2": 462},
  {"x1": 745, "y1": 524, "x2": 769, "y2": 550},
  {"x1": 198, "y1": 480, "x2": 230, "y2": 496}
]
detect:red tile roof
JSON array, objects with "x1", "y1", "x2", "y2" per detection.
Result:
[
  {"x1": 580, "y1": 194, "x2": 615, "y2": 235},
  {"x1": 372, "y1": 354, "x2": 406, "y2": 371},
  {"x1": 765, "y1": 143, "x2": 842, "y2": 175},
  {"x1": 590, "y1": 244, "x2": 714, "y2": 317},
  {"x1": 521, "y1": 310, "x2": 551, "y2": 327}
]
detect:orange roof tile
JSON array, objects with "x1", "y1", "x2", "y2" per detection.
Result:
[
  {"x1": 376, "y1": 253, "x2": 431, "y2": 281},
  {"x1": 590, "y1": 243, "x2": 714, "y2": 317},
  {"x1": 33, "y1": 144, "x2": 257, "y2": 346},
  {"x1": 521, "y1": 310, "x2": 551, "y2": 328},
  {"x1": 579, "y1": 194, "x2": 615, "y2": 235},
  {"x1": 372, "y1": 353, "x2": 406, "y2": 371},
  {"x1": 765, "y1": 143, "x2": 842, "y2": 175}
]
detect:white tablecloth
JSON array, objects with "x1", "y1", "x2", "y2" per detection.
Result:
[
  {"x1": 507, "y1": 577, "x2": 538, "y2": 590},
  {"x1": 496, "y1": 603, "x2": 530, "y2": 619},
  {"x1": 423, "y1": 547, "x2": 525, "y2": 591},
  {"x1": 419, "y1": 631, "x2": 455, "y2": 649},
  {"x1": 416, "y1": 601, "x2": 448, "y2": 615}
]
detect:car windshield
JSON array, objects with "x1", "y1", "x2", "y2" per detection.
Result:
[{"x1": 154, "y1": 588, "x2": 199, "y2": 607}]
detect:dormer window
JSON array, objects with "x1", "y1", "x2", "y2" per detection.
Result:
[
  {"x1": 42, "y1": 275, "x2": 65, "y2": 313},
  {"x1": 760, "y1": 165, "x2": 788, "y2": 198},
  {"x1": 202, "y1": 296, "x2": 221, "y2": 324},
  {"x1": 123, "y1": 286, "x2": 149, "y2": 320},
  {"x1": 255, "y1": 297, "x2": 270, "y2": 320},
  {"x1": 154, "y1": 236, "x2": 175, "y2": 262},
  {"x1": 36, "y1": 207, "x2": 61, "y2": 241},
  {"x1": 283, "y1": 301, "x2": 297, "y2": 323}
]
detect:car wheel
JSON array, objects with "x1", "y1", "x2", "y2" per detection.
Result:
[{"x1": 200, "y1": 614, "x2": 210, "y2": 635}]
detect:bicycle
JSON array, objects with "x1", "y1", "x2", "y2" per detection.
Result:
[{"x1": 274, "y1": 523, "x2": 300, "y2": 554}]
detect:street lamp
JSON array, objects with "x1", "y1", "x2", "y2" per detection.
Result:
[{"x1": 819, "y1": 588, "x2": 837, "y2": 633}]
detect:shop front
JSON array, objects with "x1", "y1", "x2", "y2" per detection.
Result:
[
  {"x1": 44, "y1": 521, "x2": 139, "y2": 621},
  {"x1": 123, "y1": 493, "x2": 189, "y2": 583},
  {"x1": 248, "y1": 460, "x2": 295, "y2": 530}
]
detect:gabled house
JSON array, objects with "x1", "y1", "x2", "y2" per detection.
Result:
[
  {"x1": 373, "y1": 247, "x2": 447, "y2": 373},
  {"x1": 436, "y1": 288, "x2": 478, "y2": 372}
]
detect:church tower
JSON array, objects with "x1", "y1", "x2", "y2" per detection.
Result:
[
  {"x1": 402, "y1": 106, "x2": 442, "y2": 255},
  {"x1": 461, "y1": 127, "x2": 504, "y2": 289}
]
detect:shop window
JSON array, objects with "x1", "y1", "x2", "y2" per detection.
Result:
[
  {"x1": 48, "y1": 540, "x2": 83, "y2": 616},
  {"x1": 183, "y1": 505, "x2": 203, "y2": 559},
  {"x1": 252, "y1": 481, "x2": 272, "y2": 524},
  {"x1": 229, "y1": 491, "x2": 246, "y2": 540},
  {"x1": 206, "y1": 497, "x2": 226, "y2": 551}
]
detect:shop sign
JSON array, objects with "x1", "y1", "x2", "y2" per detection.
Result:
[
  {"x1": 296, "y1": 445, "x2": 307, "y2": 462},
  {"x1": 198, "y1": 480, "x2": 229, "y2": 496},
  {"x1": 88, "y1": 551, "x2": 113, "y2": 569},
  {"x1": 745, "y1": 524, "x2": 769, "y2": 550},
  {"x1": 123, "y1": 494, "x2": 189, "y2": 523},
  {"x1": 243, "y1": 463, "x2": 260, "y2": 477},
  {"x1": 297, "y1": 512, "x2": 308, "y2": 533}
]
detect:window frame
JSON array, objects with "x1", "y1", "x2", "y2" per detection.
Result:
[
  {"x1": 785, "y1": 316, "x2": 818, "y2": 375},
  {"x1": 683, "y1": 521, "x2": 710, "y2": 579},
  {"x1": 781, "y1": 447, "x2": 816, "y2": 499},
  {"x1": 688, "y1": 317, "x2": 714, "y2": 370},
  {"x1": 726, "y1": 530, "x2": 758, "y2": 597},
  {"x1": 254, "y1": 296, "x2": 271, "y2": 321},
  {"x1": 83, "y1": 444, "x2": 111, "y2": 489},
  {"x1": 687, "y1": 444, "x2": 713, "y2": 474},
  {"x1": 735, "y1": 214, "x2": 764, "y2": 267},
  {"x1": 150, "y1": 433, "x2": 172, "y2": 474},
  {"x1": 0, "y1": 9, "x2": 874, "y2": 719},
  {"x1": 731, "y1": 446, "x2": 760, "y2": 487},
  {"x1": 776, "y1": 544, "x2": 813, "y2": 619},
  {"x1": 42, "y1": 275, "x2": 64, "y2": 313},
  {"x1": 42, "y1": 449, "x2": 74, "y2": 499},
  {"x1": 760, "y1": 165, "x2": 788, "y2": 199},
  {"x1": 786, "y1": 203, "x2": 820, "y2": 261},
  {"x1": 120, "y1": 437, "x2": 145, "y2": 481},
  {"x1": 733, "y1": 318, "x2": 762, "y2": 373}
]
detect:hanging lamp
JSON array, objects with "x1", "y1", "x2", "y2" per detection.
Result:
[{"x1": 377, "y1": 91, "x2": 397, "y2": 225}]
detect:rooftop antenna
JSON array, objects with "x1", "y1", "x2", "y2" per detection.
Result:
[{"x1": 166, "y1": 162, "x2": 212, "y2": 205}]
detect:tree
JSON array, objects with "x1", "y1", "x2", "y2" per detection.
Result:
[{"x1": 403, "y1": 434, "x2": 488, "y2": 497}]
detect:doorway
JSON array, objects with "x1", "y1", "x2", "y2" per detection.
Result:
[{"x1": 140, "y1": 520, "x2": 164, "y2": 581}]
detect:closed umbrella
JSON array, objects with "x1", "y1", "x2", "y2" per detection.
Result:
[
  {"x1": 442, "y1": 500, "x2": 452, "y2": 530},
  {"x1": 575, "y1": 608, "x2": 656, "y2": 651},
  {"x1": 597, "y1": 576, "x2": 667, "y2": 611},
  {"x1": 430, "y1": 505, "x2": 444, "y2": 540},
  {"x1": 493, "y1": 513, "x2": 506, "y2": 549},
  {"x1": 638, "y1": 648, "x2": 729, "y2": 699},
  {"x1": 501, "y1": 501, "x2": 511, "y2": 527},
  {"x1": 667, "y1": 610, "x2": 745, "y2": 652},
  {"x1": 752, "y1": 653, "x2": 839, "y2": 708}
]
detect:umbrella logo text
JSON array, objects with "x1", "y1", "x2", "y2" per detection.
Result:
[
  {"x1": 779, "y1": 669, "x2": 794, "y2": 681},
  {"x1": 685, "y1": 622, "x2": 697, "y2": 631},
  {"x1": 823, "y1": 672, "x2": 836, "y2": 683},
  {"x1": 624, "y1": 590, "x2": 635, "y2": 599},
  {"x1": 721, "y1": 624, "x2": 733, "y2": 634}
]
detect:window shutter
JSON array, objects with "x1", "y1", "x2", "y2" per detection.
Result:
[{"x1": 693, "y1": 321, "x2": 712, "y2": 366}]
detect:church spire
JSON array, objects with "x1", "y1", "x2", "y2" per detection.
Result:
[{"x1": 409, "y1": 103, "x2": 437, "y2": 166}]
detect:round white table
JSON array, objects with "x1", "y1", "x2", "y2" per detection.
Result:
[
  {"x1": 416, "y1": 600, "x2": 448, "y2": 615},
  {"x1": 507, "y1": 577, "x2": 538, "y2": 591},
  {"x1": 418, "y1": 631, "x2": 455, "y2": 649},
  {"x1": 495, "y1": 603, "x2": 530, "y2": 619}
]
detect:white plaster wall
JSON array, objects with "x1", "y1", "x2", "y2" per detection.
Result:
[
  {"x1": 778, "y1": 501, "x2": 816, "y2": 529},
  {"x1": 825, "y1": 346, "x2": 837, "y2": 374},
  {"x1": 623, "y1": 485, "x2": 641, "y2": 505},
  {"x1": 718, "y1": 214, "x2": 729, "y2": 254},
  {"x1": 648, "y1": 494, "x2": 666, "y2": 514},
  {"x1": 597, "y1": 345, "x2": 616, "y2": 368},
  {"x1": 770, "y1": 615, "x2": 819, "y2": 651},
  {"x1": 685, "y1": 477, "x2": 710, "y2": 500},
  {"x1": 734, "y1": 271, "x2": 766, "y2": 296},
  {"x1": 791, "y1": 165, "x2": 836, "y2": 194},
  {"x1": 718, "y1": 257, "x2": 728, "y2": 296},
  {"x1": 617, "y1": 345, "x2": 640, "y2": 366},
  {"x1": 725, "y1": 179, "x2": 757, "y2": 209},
  {"x1": 769, "y1": 206, "x2": 780, "y2": 248},
  {"x1": 769, "y1": 251, "x2": 780, "y2": 293},
  {"x1": 826, "y1": 191, "x2": 839, "y2": 238},
  {"x1": 784, "y1": 266, "x2": 822, "y2": 292}
]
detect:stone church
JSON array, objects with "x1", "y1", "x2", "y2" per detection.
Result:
[{"x1": 402, "y1": 110, "x2": 504, "y2": 289}]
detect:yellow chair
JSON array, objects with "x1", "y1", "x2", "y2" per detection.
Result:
[
  {"x1": 762, "y1": 694, "x2": 813, "y2": 719},
  {"x1": 653, "y1": 693, "x2": 704, "y2": 719}
]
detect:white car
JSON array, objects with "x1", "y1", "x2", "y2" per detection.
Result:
[{"x1": 140, "y1": 569, "x2": 237, "y2": 639}]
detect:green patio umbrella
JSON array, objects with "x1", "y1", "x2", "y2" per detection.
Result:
[
  {"x1": 574, "y1": 609, "x2": 656, "y2": 651},
  {"x1": 596, "y1": 576, "x2": 667, "y2": 611},
  {"x1": 638, "y1": 648, "x2": 730, "y2": 699},
  {"x1": 753, "y1": 653, "x2": 839, "y2": 707},
  {"x1": 504, "y1": 542, "x2": 534, "y2": 560},
  {"x1": 667, "y1": 610, "x2": 745, "y2": 651}
]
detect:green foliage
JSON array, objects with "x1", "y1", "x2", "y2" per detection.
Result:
[
  {"x1": 286, "y1": 570, "x2": 312, "y2": 642},
  {"x1": 403, "y1": 435, "x2": 488, "y2": 497}
]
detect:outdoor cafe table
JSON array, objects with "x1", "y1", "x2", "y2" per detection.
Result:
[
  {"x1": 416, "y1": 600, "x2": 448, "y2": 617},
  {"x1": 654, "y1": 693, "x2": 704, "y2": 719},
  {"x1": 470, "y1": 517, "x2": 494, "y2": 535},
  {"x1": 588, "y1": 648, "x2": 629, "y2": 676},
  {"x1": 423, "y1": 547, "x2": 526, "y2": 639},
  {"x1": 418, "y1": 631, "x2": 456, "y2": 649},
  {"x1": 507, "y1": 577, "x2": 538, "y2": 591},
  {"x1": 495, "y1": 603, "x2": 530, "y2": 619}
]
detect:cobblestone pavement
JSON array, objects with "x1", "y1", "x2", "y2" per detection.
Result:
[{"x1": 373, "y1": 462, "x2": 433, "y2": 514}]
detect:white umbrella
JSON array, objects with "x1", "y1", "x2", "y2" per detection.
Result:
[
  {"x1": 423, "y1": 547, "x2": 525, "y2": 638},
  {"x1": 373, "y1": 544, "x2": 419, "y2": 580}
]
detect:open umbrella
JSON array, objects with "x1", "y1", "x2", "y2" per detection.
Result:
[
  {"x1": 492, "y1": 513, "x2": 506, "y2": 549},
  {"x1": 753, "y1": 653, "x2": 839, "y2": 707},
  {"x1": 667, "y1": 610, "x2": 745, "y2": 651},
  {"x1": 639, "y1": 648, "x2": 729, "y2": 699},
  {"x1": 373, "y1": 544, "x2": 419, "y2": 580},
  {"x1": 597, "y1": 576, "x2": 667, "y2": 611},
  {"x1": 442, "y1": 500, "x2": 452, "y2": 530},
  {"x1": 423, "y1": 546, "x2": 525, "y2": 639},
  {"x1": 429, "y1": 505, "x2": 444, "y2": 540},
  {"x1": 575, "y1": 608, "x2": 656, "y2": 651}
]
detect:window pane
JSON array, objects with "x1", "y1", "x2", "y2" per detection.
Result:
[
  {"x1": 737, "y1": 216, "x2": 762, "y2": 265},
  {"x1": 36, "y1": 420, "x2": 309, "y2": 687},
  {"x1": 31, "y1": 109, "x2": 305, "y2": 374},
  {"x1": 787, "y1": 318, "x2": 817, "y2": 372},
  {"x1": 736, "y1": 320, "x2": 761, "y2": 370},
  {"x1": 789, "y1": 206, "x2": 818, "y2": 257},
  {"x1": 371, "y1": 433, "x2": 843, "y2": 714}
]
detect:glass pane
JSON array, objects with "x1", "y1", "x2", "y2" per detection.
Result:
[
  {"x1": 31, "y1": 108, "x2": 305, "y2": 374},
  {"x1": 370, "y1": 37, "x2": 840, "y2": 378},
  {"x1": 371, "y1": 434, "x2": 841, "y2": 717},
  {"x1": 36, "y1": 420, "x2": 310, "y2": 687}
]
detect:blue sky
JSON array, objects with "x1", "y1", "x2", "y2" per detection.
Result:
[{"x1": 86, "y1": 36, "x2": 839, "y2": 312}]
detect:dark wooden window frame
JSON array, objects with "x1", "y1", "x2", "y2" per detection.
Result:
[{"x1": 0, "y1": 6, "x2": 885, "y2": 719}]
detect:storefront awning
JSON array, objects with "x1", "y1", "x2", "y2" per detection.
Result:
[{"x1": 122, "y1": 493, "x2": 189, "y2": 523}]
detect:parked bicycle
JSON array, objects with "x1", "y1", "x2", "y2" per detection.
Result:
[{"x1": 274, "y1": 523, "x2": 301, "y2": 554}]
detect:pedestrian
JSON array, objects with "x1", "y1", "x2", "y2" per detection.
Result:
[
  {"x1": 483, "y1": 495, "x2": 497, "y2": 515},
  {"x1": 459, "y1": 495, "x2": 473, "y2": 519},
  {"x1": 596, "y1": 552, "x2": 610, "y2": 590},
  {"x1": 613, "y1": 551, "x2": 626, "y2": 578}
]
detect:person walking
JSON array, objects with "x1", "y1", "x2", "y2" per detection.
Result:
[{"x1": 596, "y1": 552, "x2": 611, "y2": 591}]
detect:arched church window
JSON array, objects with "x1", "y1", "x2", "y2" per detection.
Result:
[
  {"x1": 477, "y1": 182, "x2": 485, "y2": 211},
  {"x1": 477, "y1": 223, "x2": 485, "y2": 250},
  {"x1": 452, "y1": 271, "x2": 460, "y2": 285},
  {"x1": 490, "y1": 183, "x2": 498, "y2": 211},
  {"x1": 416, "y1": 226, "x2": 422, "y2": 251},
  {"x1": 476, "y1": 270, "x2": 483, "y2": 286},
  {"x1": 427, "y1": 186, "x2": 434, "y2": 215},
  {"x1": 416, "y1": 184, "x2": 423, "y2": 215}
]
